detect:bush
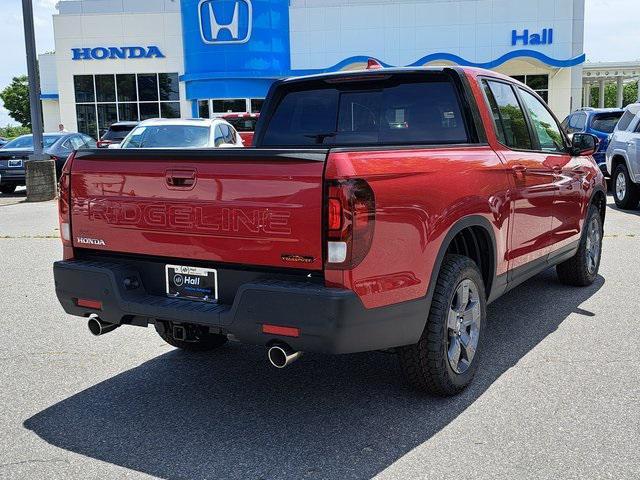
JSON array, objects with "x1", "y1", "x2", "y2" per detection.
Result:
[{"x1": 0, "y1": 125, "x2": 31, "y2": 139}]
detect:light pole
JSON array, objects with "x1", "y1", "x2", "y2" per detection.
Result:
[{"x1": 21, "y1": 0, "x2": 57, "y2": 202}]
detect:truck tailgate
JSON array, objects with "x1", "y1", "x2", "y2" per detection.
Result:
[{"x1": 69, "y1": 149, "x2": 327, "y2": 271}]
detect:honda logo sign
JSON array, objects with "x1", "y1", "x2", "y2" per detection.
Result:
[{"x1": 198, "y1": 0, "x2": 252, "y2": 45}]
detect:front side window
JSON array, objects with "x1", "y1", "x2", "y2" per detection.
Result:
[
  {"x1": 262, "y1": 75, "x2": 468, "y2": 147},
  {"x1": 482, "y1": 80, "x2": 532, "y2": 150},
  {"x1": 519, "y1": 89, "x2": 565, "y2": 153}
]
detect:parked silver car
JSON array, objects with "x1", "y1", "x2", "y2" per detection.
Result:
[{"x1": 606, "y1": 103, "x2": 640, "y2": 209}]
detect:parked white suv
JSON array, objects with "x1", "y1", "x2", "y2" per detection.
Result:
[
  {"x1": 115, "y1": 118, "x2": 245, "y2": 149},
  {"x1": 606, "y1": 103, "x2": 640, "y2": 209}
]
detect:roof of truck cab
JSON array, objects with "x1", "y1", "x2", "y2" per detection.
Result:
[{"x1": 279, "y1": 65, "x2": 513, "y2": 84}]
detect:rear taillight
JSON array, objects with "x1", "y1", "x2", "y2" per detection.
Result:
[
  {"x1": 59, "y1": 151, "x2": 75, "y2": 259},
  {"x1": 325, "y1": 179, "x2": 375, "y2": 269}
]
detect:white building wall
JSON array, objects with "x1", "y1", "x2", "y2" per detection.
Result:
[
  {"x1": 289, "y1": 0, "x2": 584, "y2": 118},
  {"x1": 52, "y1": 1, "x2": 187, "y2": 133},
  {"x1": 42, "y1": 100, "x2": 61, "y2": 132}
]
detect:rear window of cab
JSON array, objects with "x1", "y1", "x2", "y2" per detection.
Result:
[{"x1": 261, "y1": 73, "x2": 470, "y2": 147}]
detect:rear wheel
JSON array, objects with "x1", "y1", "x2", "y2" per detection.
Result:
[
  {"x1": 556, "y1": 205, "x2": 603, "y2": 286},
  {"x1": 156, "y1": 323, "x2": 228, "y2": 352},
  {"x1": 0, "y1": 184, "x2": 17, "y2": 194},
  {"x1": 398, "y1": 255, "x2": 486, "y2": 396},
  {"x1": 613, "y1": 163, "x2": 640, "y2": 209}
]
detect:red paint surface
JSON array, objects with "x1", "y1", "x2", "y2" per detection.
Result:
[{"x1": 69, "y1": 154, "x2": 325, "y2": 270}]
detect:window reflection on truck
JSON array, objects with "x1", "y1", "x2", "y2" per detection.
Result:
[{"x1": 79, "y1": 199, "x2": 292, "y2": 236}]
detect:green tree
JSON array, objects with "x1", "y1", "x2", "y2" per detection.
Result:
[
  {"x1": 590, "y1": 82, "x2": 639, "y2": 109},
  {"x1": 0, "y1": 75, "x2": 31, "y2": 127},
  {"x1": 0, "y1": 124, "x2": 30, "y2": 139}
]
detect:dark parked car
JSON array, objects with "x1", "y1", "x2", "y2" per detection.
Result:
[
  {"x1": 0, "y1": 132, "x2": 96, "y2": 194},
  {"x1": 561, "y1": 108, "x2": 624, "y2": 176},
  {"x1": 97, "y1": 121, "x2": 139, "y2": 148}
]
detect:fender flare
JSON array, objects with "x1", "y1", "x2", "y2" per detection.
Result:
[
  {"x1": 423, "y1": 215, "x2": 499, "y2": 310},
  {"x1": 609, "y1": 150, "x2": 635, "y2": 178}
]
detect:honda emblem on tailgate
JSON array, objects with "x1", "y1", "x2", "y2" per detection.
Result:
[
  {"x1": 76, "y1": 237, "x2": 106, "y2": 246},
  {"x1": 198, "y1": 0, "x2": 252, "y2": 44}
]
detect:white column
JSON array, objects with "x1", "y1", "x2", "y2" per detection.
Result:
[
  {"x1": 598, "y1": 79, "x2": 606, "y2": 108},
  {"x1": 582, "y1": 82, "x2": 591, "y2": 107},
  {"x1": 616, "y1": 76, "x2": 624, "y2": 108}
]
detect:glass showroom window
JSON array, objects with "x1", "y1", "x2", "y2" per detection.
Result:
[
  {"x1": 198, "y1": 98, "x2": 265, "y2": 118},
  {"x1": 511, "y1": 75, "x2": 549, "y2": 102},
  {"x1": 74, "y1": 73, "x2": 181, "y2": 138}
]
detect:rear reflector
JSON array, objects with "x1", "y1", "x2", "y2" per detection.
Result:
[
  {"x1": 327, "y1": 241, "x2": 347, "y2": 263},
  {"x1": 262, "y1": 324, "x2": 300, "y2": 338},
  {"x1": 76, "y1": 298, "x2": 102, "y2": 310},
  {"x1": 60, "y1": 222, "x2": 71, "y2": 242}
]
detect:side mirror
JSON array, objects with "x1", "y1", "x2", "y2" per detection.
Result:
[
  {"x1": 107, "y1": 143, "x2": 121, "y2": 149},
  {"x1": 570, "y1": 133, "x2": 598, "y2": 156}
]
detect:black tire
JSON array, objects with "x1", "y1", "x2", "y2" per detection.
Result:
[
  {"x1": 398, "y1": 255, "x2": 486, "y2": 396},
  {"x1": 612, "y1": 163, "x2": 640, "y2": 209},
  {"x1": 556, "y1": 205, "x2": 603, "y2": 287},
  {"x1": 157, "y1": 325, "x2": 228, "y2": 352},
  {"x1": 0, "y1": 184, "x2": 17, "y2": 194}
]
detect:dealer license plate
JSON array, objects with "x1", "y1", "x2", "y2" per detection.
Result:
[{"x1": 165, "y1": 265, "x2": 218, "y2": 302}]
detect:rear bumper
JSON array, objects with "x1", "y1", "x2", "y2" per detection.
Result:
[
  {"x1": 0, "y1": 169, "x2": 26, "y2": 184},
  {"x1": 53, "y1": 260, "x2": 426, "y2": 354}
]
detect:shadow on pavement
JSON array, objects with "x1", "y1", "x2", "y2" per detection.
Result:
[
  {"x1": 607, "y1": 200, "x2": 640, "y2": 217},
  {"x1": 24, "y1": 269, "x2": 604, "y2": 480}
]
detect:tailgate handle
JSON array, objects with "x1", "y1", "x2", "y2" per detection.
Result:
[{"x1": 166, "y1": 169, "x2": 196, "y2": 188}]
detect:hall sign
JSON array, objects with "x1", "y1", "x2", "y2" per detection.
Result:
[
  {"x1": 511, "y1": 28, "x2": 554, "y2": 46},
  {"x1": 71, "y1": 46, "x2": 165, "y2": 61}
]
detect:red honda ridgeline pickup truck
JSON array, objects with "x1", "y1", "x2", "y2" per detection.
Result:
[{"x1": 54, "y1": 67, "x2": 606, "y2": 395}]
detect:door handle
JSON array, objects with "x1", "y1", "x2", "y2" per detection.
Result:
[
  {"x1": 166, "y1": 169, "x2": 196, "y2": 188},
  {"x1": 512, "y1": 164, "x2": 527, "y2": 174}
]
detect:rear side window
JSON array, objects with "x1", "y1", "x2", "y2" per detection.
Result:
[
  {"x1": 591, "y1": 113, "x2": 623, "y2": 133},
  {"x1": 262, "y1": 75, "x2": 469, "y2": 147},
  {"x1": 482, "y1": 80, "x2": 532, "y2": 150},
  {"x1": 616, "y1": 110, "x2": 636, "y2": 131}
]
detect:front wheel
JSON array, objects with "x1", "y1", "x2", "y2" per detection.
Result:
[
  {"x1": 398, "y1": 255, "x2": 486, "y2": 396},
  {"x1": 556, "y1": 205, "x2": 603, "y2": 286},
  {"x1": 613, "y1": 163, "x2": 640, "y2": 209}
]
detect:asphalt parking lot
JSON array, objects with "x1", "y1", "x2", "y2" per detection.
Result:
[{"x1": 0, "y1": 187, "x2": 638, "y2": 480}]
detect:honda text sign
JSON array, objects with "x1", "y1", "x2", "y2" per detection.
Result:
[{"x1": 198, "y1": 0, "x2": 252, "y2": 44}]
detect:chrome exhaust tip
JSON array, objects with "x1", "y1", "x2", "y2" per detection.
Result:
[
  {"x1": 87, "y1": 317, "x2": 120, "y2": 336},
  {"x1": 267, "y1": 344, "x2": 302, "y2": 369}
]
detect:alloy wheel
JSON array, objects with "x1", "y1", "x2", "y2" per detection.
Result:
[
  {"x1": 446, "y1": 279, "x2": 481, "y2": 374},
  {"x1": 585, "y1": 216, "x2": 602, "y2": 275},
  {"x1": 616, "y1": 171, "x2": 627, "y2": 201}
]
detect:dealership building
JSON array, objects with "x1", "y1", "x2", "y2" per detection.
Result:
[{"x1": 39, "y1": 0, "x2": 587, "y2": 138}]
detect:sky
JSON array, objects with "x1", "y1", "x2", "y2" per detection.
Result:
[{"x1": 0, "y1": 0, "x2": 638, "y2": 126}]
